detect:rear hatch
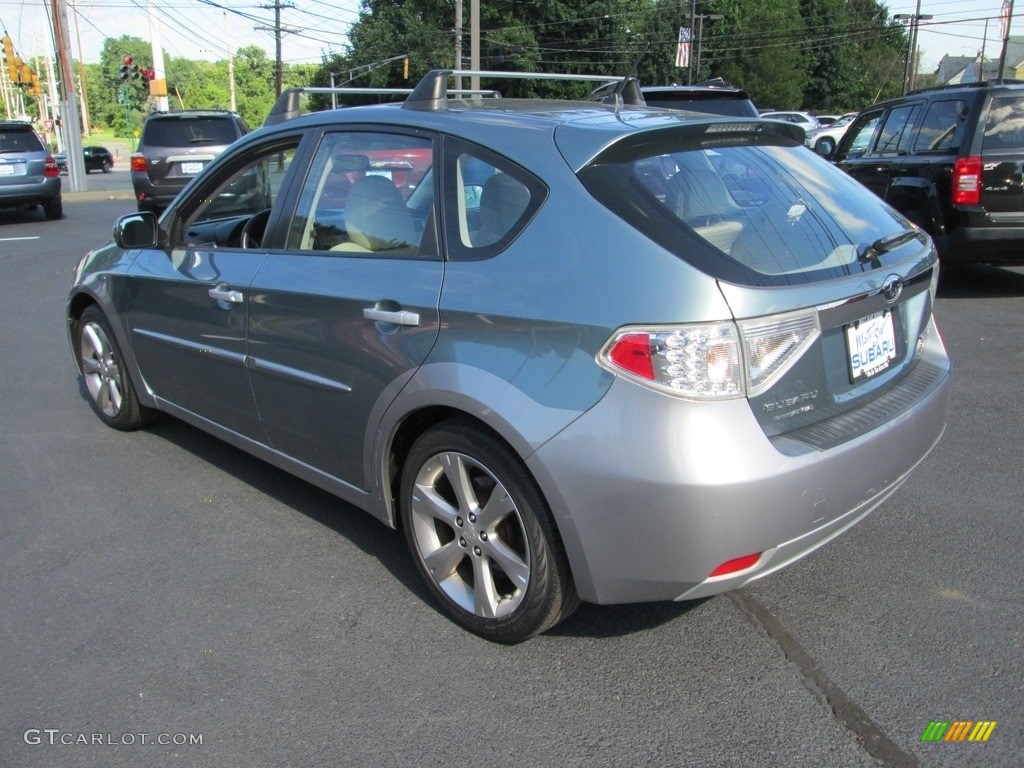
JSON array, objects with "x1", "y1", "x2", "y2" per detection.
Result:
[
  {"x1": 575, "y1": 120, "x2": 943, "y2": 446},
  {"x1": 0, "y1": 127, "x2": 47, "y2": 184},
  {"x1": 978, "y1": 91, "x2": 1024, "y2": 219},
  {"x1": 138, "y1": 115, "x2": 238, "y2": 185}
]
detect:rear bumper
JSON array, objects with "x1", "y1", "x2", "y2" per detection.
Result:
[
  {"x1": 527, "y1": 322, "x2": 950, "y2": 605},
  {"x1": 938, "y1": 221, "x2": 1024, "y2": 265},
  {"x1": 0, "y1": 177, "x2": 61, "y2": 206},
  {"x1": 131, "y1": 173, "x2": 187, "y2": 208}
]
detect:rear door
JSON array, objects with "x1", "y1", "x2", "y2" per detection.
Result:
[
  {"x1": 247, "y1": 128, "x2": 442, "y2": 491},
  {"x1": 837, "y1": 102, "x2": 923, "y2": 200}
]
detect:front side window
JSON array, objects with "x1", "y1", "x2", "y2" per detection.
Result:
[
  {"x1": 875, "y1": 104, "x2": 920, "y2": 154},
  {"x1": 580, "y1": 133, "x2": 918, "y2": 286},
  {"x1": 839, "y1": 110, "x2": 883, "y2": 157},
  {"x1": 286, "y1": 131, "x2": 433, "y2": 255}
]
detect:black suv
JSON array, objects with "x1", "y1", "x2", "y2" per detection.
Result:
[
  {"x1": 831, "y1": 80, "x2": 1024, "y2": 267},
  {"x1": 591, "y1": 79, "x2": 759, "y2": 117},
  {"x1": 131, "y1": 110, "x2": 249, "y2": 212}
]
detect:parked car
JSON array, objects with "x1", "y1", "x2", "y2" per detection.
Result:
[
  {"x1": 0, "y1": 120, "x2": 61, "y2": 219},
  {"x1": 130, "y1": 109, "x2": 250, "y2": 212},
  {"x1": 760, "y1": 110, "x2": 821, "y2": 131},
  {"x1": 831, "y1": 80, "x2": 1024, "y2": 268},
  {"x1": 804, "y1": 112, "x2": 858, "y2": 155},
  {"x1": 55, "y1": 145, "x2": 115, "y2": 174},
  {"x1": 67, "y1": 69, "x2": 950, "y2": 643}
]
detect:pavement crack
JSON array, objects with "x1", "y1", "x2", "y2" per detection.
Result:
[{"x1": 727, "y1": 590, "x2": 918, "y2": 768}]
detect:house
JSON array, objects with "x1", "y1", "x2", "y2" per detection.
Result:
[{"x1": 935, "y1": 37, "x2": 1024, "y2": 83}]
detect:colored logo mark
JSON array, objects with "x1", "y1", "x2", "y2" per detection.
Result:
[{"x1": 921, "y1": 720, "x2": 997, "y2": 742}]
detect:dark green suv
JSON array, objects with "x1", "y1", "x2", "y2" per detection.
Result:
[{"x1": 831, "y1": 80, "x2": 1024, "y2": 268}]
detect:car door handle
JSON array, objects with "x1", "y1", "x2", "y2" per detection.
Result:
[
  {"x1": 208, "y1": 283, "x2": 244, "y2": 303},
  {"x1": 363, "y1": 307, "x2": 420, "y2": 326}
]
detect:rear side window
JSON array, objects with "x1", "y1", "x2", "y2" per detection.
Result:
[
  {"x1": 142, "y1": 117, "x2": 239, "y2": 147},
  {"x1": 0, "y1": 128, "x2": 44, "y2": 152},
  {"x1": 982, "y1": 96, "x2": 1024, "y2": 150},
  {"x1": 579, "y1": 134, "x2": 920, "y2": 286},
  {"x1": 914, "y1": 99, "x2": 966, "y2": 152}
]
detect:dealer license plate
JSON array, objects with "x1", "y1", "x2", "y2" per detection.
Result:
[
  {"x1": 846, "y1": 310, "x2": 897, "y2": 381},
  {"x1": 181, "y1": 161, "x2": 204, "y2": 175}
]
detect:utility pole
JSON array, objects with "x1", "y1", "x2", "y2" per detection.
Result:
[
  {"x1": 454, "y1": 0, "x2": 463, "y2": 91},
  {"x1": 256, "y1": 0, "x2": 297, "y2": 97},
  {"x1": 224, "y1": 11, "x2": 236, "y2": 111},
  {"x1": 70, "y1": 0, "x2": 90, "y2": 135},
  {"x1": 687, "y1": 4, "x2": 723, "y2": 84},
  {"x1": 895, "y1": 2, "x2": 933, "y2": 95},
  {"x1": 470, "y1": 0, "x2": 479, "y2": 92},
  {"x1": 50, "y1": 0, "x2": 86, "y2": 190}
]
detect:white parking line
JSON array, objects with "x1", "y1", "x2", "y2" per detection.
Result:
[{"x1": 0, "y1": 236, "x2": 41, "y2": 241}]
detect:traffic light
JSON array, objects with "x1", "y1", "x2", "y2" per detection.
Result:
[
  {"x1": 17, "y1": 62, "x2": 31, "y2": 86},
  {"x1": 2, "y1": 35, "x2": 15, "y2": 82},
  {"x1": 29, "y1": 72, "x2": 41, "y2": 96},
  {"x1": 119, "y1": 55, "x2": 132, "y2": 81},
  {"x1": 131, "y1": 62, "x2": 139, "y2": 80},
  {"x1": 403, "y1": 55, "x2": 409, "y2": 80}
]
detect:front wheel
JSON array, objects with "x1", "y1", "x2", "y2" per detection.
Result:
[
  {"x1": 102, "y1": 159, "x2": 113, "y2": 173},
  {"x1": 75, "y1": 306, "x2": 156, "y2": 430},
  {"x1": 400, "y1": 422, "x2": 578, "y2": 643}
]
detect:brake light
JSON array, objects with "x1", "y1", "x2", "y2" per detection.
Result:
[
  {"x1": 601, "y1": 323, "x2": 743, "y2": 399},
  {"x1": 130, "y1": 155, "x2": 148, "y2": 173},
  {"x1": 43, "y1": 156, "x2": 59, "y2": 178},
  {"x1": 952, "y1": 155, "x2": 982, "y2": 205},
  {"x1": 600, "y1": 309, "x2": 818, "y2": 401},
  {"x1": 709, "y1": 552, "x2": 762, "y2": 577}
]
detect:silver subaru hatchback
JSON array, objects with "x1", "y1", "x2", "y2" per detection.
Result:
[{"x1": 67, "y1": 70, "x2": 950, "y2": 642}]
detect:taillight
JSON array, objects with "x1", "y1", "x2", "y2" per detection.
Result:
[
  {"x1": 130, "y1": 155, "x2": 148, "y2": 173},
  {"x1": 43, "y1": 156, "x2": 59, "y2": 178},
  {"x1": 601, "y1": 323, "x2": 743, "y2": 399},
  {"x1": 952, "y1": 155, "x2": 982, "y2": 205},
  {"x1": 600, "y1": 309, "x2": 818, "y2": 401}
]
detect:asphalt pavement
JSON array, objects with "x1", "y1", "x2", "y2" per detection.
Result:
[{"x1": 0, "y1": 194, "x2": 1020, "y2": 768}]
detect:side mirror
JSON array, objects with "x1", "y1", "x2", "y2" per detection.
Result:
[
  {"x1": 814, "y1": 142, "x2": 833, "y2": 158},
  {"x1": 113, "y1": 212, "x2": 159, "y2": 249}
]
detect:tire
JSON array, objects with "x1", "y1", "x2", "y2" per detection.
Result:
[
  {"x1": 814, "y1": 136, "x2": 836, "y2": 155},
  {"x1": 75, "y1": 306, "x2": 156, "y2": 430},
  {"x1": 42, "y1": 196, "x2": 62, "y2": 221},
  {"x1": 102, "y1": 159, "x2": 113, "y2": 173},
  {"x1": 400, "y1": 421, "x2": 578, "y2": 643}
]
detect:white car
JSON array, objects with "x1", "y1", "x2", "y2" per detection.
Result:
[
  {"x1": 805, "y1": 112, "x2": 858, "y2": 155},
  {"x1": 759, "y1": 110, "x2": 821, "y2": 131}
]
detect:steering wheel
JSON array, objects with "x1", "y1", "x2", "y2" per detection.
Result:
[{"x1": 240, "y1": 208, "x2": 272, "y2": 249}]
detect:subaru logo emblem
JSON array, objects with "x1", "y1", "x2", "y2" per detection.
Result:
[{"x1": 882, "y1": 274, "x2": 903, "y2": 304}]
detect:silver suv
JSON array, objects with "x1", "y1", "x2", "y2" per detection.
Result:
[
  {"x1": 68, "y1": 70, "x2": 951, "y2": 642},
  {"x1": 130, "y1": 110, "x2": 249, "y2": 212},
  {"x1": 0, "y1": 121, "x2": 61, "y2": 219}
]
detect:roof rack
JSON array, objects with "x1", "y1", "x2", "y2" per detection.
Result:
[
  {"x1": 402, "y1": 69, "x2": 641, "y2": 111},
  {"x1": 264, "y1": 85, "x2": 500, "y2": 126}
]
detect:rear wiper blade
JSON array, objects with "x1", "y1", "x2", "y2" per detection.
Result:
[{"x1": 858, "y1": 229, "x2": 920, "y2": 264}]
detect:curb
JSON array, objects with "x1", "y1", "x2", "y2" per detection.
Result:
[{"x1": 64, "y1": 190, "x2": 136, "y2": 202}]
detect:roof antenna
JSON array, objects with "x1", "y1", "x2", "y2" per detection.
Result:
[{"x1": 599, "y1": 43, "x2": 649, "y2": 109}]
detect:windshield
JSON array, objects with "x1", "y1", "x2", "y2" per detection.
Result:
[{"x1": 579, "y1": 135, "x2": 917, "y2": 286}]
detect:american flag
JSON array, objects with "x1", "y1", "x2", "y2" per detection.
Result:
[
  {"x1": 676, "y1": 27, "x2": 692, "y2": 68},
  {"x1": 1000, "y1": 0, "x2": 1012, "y2": 40}
]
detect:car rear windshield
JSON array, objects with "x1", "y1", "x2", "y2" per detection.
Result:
[
  {"x1": 0, "y1": 128, "x2": 44, "y2": 153},
  {"x1": 578, "y1": 126, "x2": 921, "y2": 286},
  {"x1": 142, "y1": 117, "x2": 239, "y2": 147},
  {"x1": 982, "y1": 95, "x2": 1024, "y2": 150}
]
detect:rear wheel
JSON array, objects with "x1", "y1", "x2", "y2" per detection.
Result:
[
  {"x1": 400, "y1": 421, "x2": 578, "y2": 643},
  {"x1": 76, "y1": 306, "x2": 156, "y2": 430},
  {"x1": 102, "y1": 159, "x2": 113, "y2": 173},
  {"x1": 42, "y1": 196, "x2": 62, "y2": 221}
]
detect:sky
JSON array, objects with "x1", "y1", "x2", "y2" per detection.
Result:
[{"x1": 0, "y1": 0, "x2": 1019, "y2": 73}]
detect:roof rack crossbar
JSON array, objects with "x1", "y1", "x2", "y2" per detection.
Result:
[
  {"x1": 264, "y1": 85, "x2": 501, "y2": 125},
  {"x1": 402, "y1": 69, "x2": 627, "y2": 111}
]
